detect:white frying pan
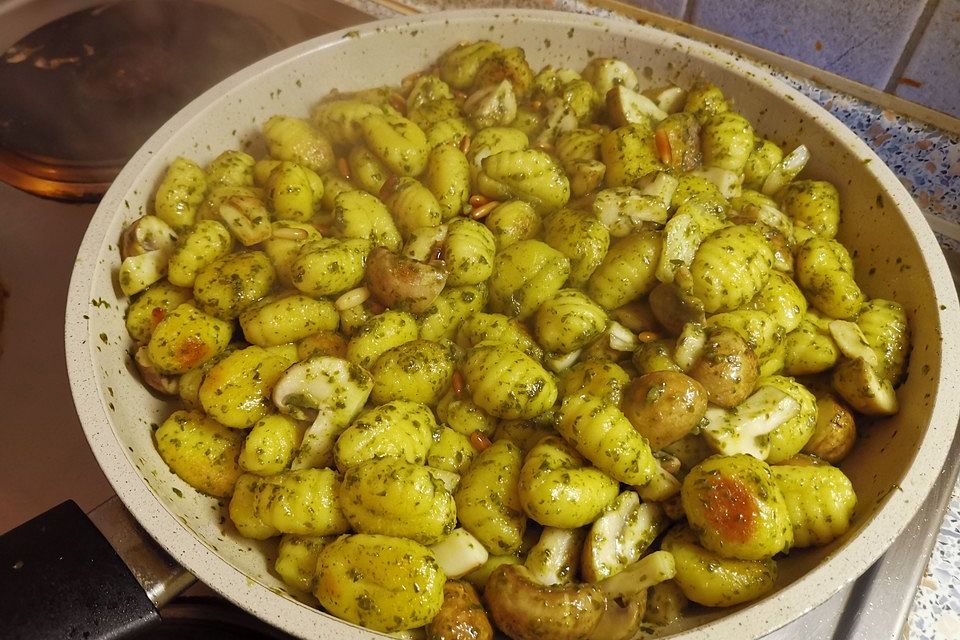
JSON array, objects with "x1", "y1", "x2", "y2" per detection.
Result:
[{"x1": 58, "y1": 9, "x2": 960, "y2": 640}]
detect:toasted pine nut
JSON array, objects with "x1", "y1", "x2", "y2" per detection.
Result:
[
  {"x1": 469, "y1": 194, "x2": 489, "y2": 207},
  {"x1": 637, "y1": 331, "x2": 662, "y2": 343},
  {"x1": 335, "y1": 287, "x2": 371, "y2": 311},
  {"x1": 452, "y1": 370, "x2": 465, "y2": 396},
  {"x1": 337, "y1": 157, "x2": 350, "y2": 180},
  {"x1": 469, "y1": 430, "x2": 493, "y2": 452},
  {"x1": 469, "y1": 200, "x2": 499, "y2": 220},
  {"x1": 459, "y1": 134, "x2": 471, "y2": 154},
  {"x1": 271, "y1": 226, "x2": 309, "y2": 241},
  {"x1": 655, "y1": 129, "x2": 673, "y2": 165}
]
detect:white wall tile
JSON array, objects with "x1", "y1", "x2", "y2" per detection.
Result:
[
  {"x1": 690, "y1": 0, "x2": 930, "y2": 89},
  {"x1": 894, "y1": 0, "x2": 960, "y2": 118}
]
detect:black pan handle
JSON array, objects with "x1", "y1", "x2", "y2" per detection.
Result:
[{"x1": 0, "y1": 497, "x2": 195, "y2": 639}]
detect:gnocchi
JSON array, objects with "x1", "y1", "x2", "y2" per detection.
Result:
[{"x1": 121, "y1": 39, "x2": 911, "y2": 639}]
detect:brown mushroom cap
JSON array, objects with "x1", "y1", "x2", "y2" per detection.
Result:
[
  {"x1": 687, "y1": 327, "x2": 759, "y2": 408},
  {"x1": 621, "y1": 371, "x2": 708, "y2": 451},
  {"x1": 484, "y1": 564, "x2": 605, "y2": 640}
]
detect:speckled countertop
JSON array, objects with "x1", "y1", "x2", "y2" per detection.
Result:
[
  {"x1": 775, "y1": 69, "x2": 960, "y2": 640},
  {"x1": 335, "y1": 1, "x2": 960, "y2": 637}
]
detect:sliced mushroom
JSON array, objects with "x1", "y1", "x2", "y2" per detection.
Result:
[
  {"x1": 686, "y1": 326, "x2": 760, "y2": 408},
  {"x1": 699, "y1": 385, "x2": 801, "y2": 459},
  {"x1": 802, "y1": 393, "x2": 857, "y2": 463},
  {"x1": 430, "y1": 528, "x2": 489, "y2": 579},
  {"x1": 588, "y1": 551, "x2": 676, "y2": 640},
  {"x1": 133, "y1": 346, "x2": 178, "y2": 395},
  {"x1": 592, "y1": 187, "x2": 669, "y2": 238},
  {"x1": 120, "y1": 215, "x2": 177, "y2": 260},
  {"x1": 761, "y1": 144, "x2": 810, "y2": 196},
  {"x1": 831, "y1": 357, "x2": 898, "y2": 416},
  {"x1": 218, "y1": 195, "x2": 273, "y2": 246},
  {"x1": 535, "y1": 97, "x2": 580, "y2": 147},
  {"x1": 484, "y1": 564, "x2": 606, "y2": 640},
  {"x1": 426, "y1": 581, "x2": 494, "y2": 640},
  {"x1": 365, "y1": 246, "x2": 447, "y2": 314},
  {"x1": 272, "y1": 355, "x2": 373, "y2": 469},
  {"x1": 118, "y1": 215, "x2": 179, "y2": 295},
  {"x1": 650, "y1": 85, "x2": 686, "y2": 114},
  {"x1": 606, "y1": 84, "x2": 669, "y2": 127},
  {"x1": 426, "y1": 466, "x2": 462, "y2": 494},
  {"x1": 689, "y1": 166, "x2": 742, "y2": 199},
  {"x1": 525, "y1": 527, "x2": 585, "y2": 586},
  {"x1": 464, "y1": 79, "x2": 518, "y2": 129},
  {"x1": 621, "y1": 370, "x2": 708, "y2": 451},
  {"x1": 828, "y1": 320, "x2": 880, "y2": 368},
  {"x1": 582, "y1": 491, "x2": 666, "y2": 583},
  {"x1": 119, "y1": 250, "x2": 174, "y2": 296}
]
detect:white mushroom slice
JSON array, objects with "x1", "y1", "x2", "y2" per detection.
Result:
[
  {"x1": 597, "y1": 550, "x2": 676, "y2": 599},
  {"x1": 761, "y1": 144, "x2": 810, "y2": 196},
  {"x1": 828, "y1": 320, "x2": 880, "y2": 369},
  {"x1": 402, "y1": 224, "x2": 448, "y2": 261},
  {"x1": 635, "y1": 462, "x2": 681, "y2": 502},
  {"x1": 651, "y1": 85, "x2": 686, "y2": 114},
  {"x1": 735, "y1": 198, "x2": 795, "y2": 243},
  {"x1": 700, "y1": 385, "x2": 801, "y2": 459},
  {"x1": 656, "y1": 211, "x2": 702, "y2": 285},
  {"x1": 583, "y1": 58, "x2": 639, "y2": 96},
  {"x1": 133, "y1": 346, "x2": 178, "y2": 395},
  {"x1": 426, "y1": 467, "x2": 461, "y2": 493},
  {"x1": 485, "y1": 564, "x2": 606, "y2": 640},
  {"x1": 689, "y1": 166, "x2": 742, "y2": 199},
  {"x1": 606, "y1": 84, "x2": 668, "y2": 126},
  {"x1": 588, "y1": 551, "x2": 676, "y2": 640},
  {"x1": 525, "y1": 527, "x2": 586, "y2": 586},
  {"x1": 119, "y1": 250, "x2": 170, "y2": 296},
  {"x1": 464, "y1": 79, "x2": 518, "y2": 129},
  {"x1": 673, "y1": 322, "x2": 707, "y2": 371},
  {"x1": 638, "y1": 171, "x2": 679, "y2": 207},
  {"x1": 593, "y1": 187, "x2": 669, "y2": 237},
  {"x1": 546, "y1": 349, "x2": 582, "y2": 374},
  {"x1": 536, "y1": 97, "x2": 579, "y2": 146},
  {"x1": 832, "y1": 357, "x2": 899, "y2": 415},
  {"x1": 218, "y1": 195, "x2": 273, "y2": 246},
  {"x1": 608, "y1": 321, "x2": 639, "y2": 352},
  {"x1": 430, "y1": 528, "x2": 489, "y2": 579},
  {"x1": 120, "y1": 214, "x2": 177, "y2": 260},
  {"x1": 582, "y1": 491, "x2": 666, "y2": 582},
  {"x1": 272, "y1": 355, "x2": 373, "y2": 469}
]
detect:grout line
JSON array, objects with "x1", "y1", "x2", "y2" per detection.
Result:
[
  {"x1": 883, "y1": 0, "x2": 941, "y2": 93},
  {"x1": 922, "y1": 211, "x2": 960, "y2": 245},
  {"x1": 682, "y1": 0, "x2": 696, "y2": 23},
  {"x1": 585, "y1": 0, "x2": 960, "y2": 134}
]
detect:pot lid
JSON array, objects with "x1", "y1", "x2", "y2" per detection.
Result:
[{"x1": 0, "y1": 0, "x2": 283, "y2": 201}]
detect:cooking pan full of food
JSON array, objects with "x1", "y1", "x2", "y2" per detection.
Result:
[{"x1": 63, "y1": 9, "x2": 960, "y2": 640}]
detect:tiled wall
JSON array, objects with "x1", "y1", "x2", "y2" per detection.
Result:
[{"x1": 624, "y1": 0, "x2": 960, "y2": 119}]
